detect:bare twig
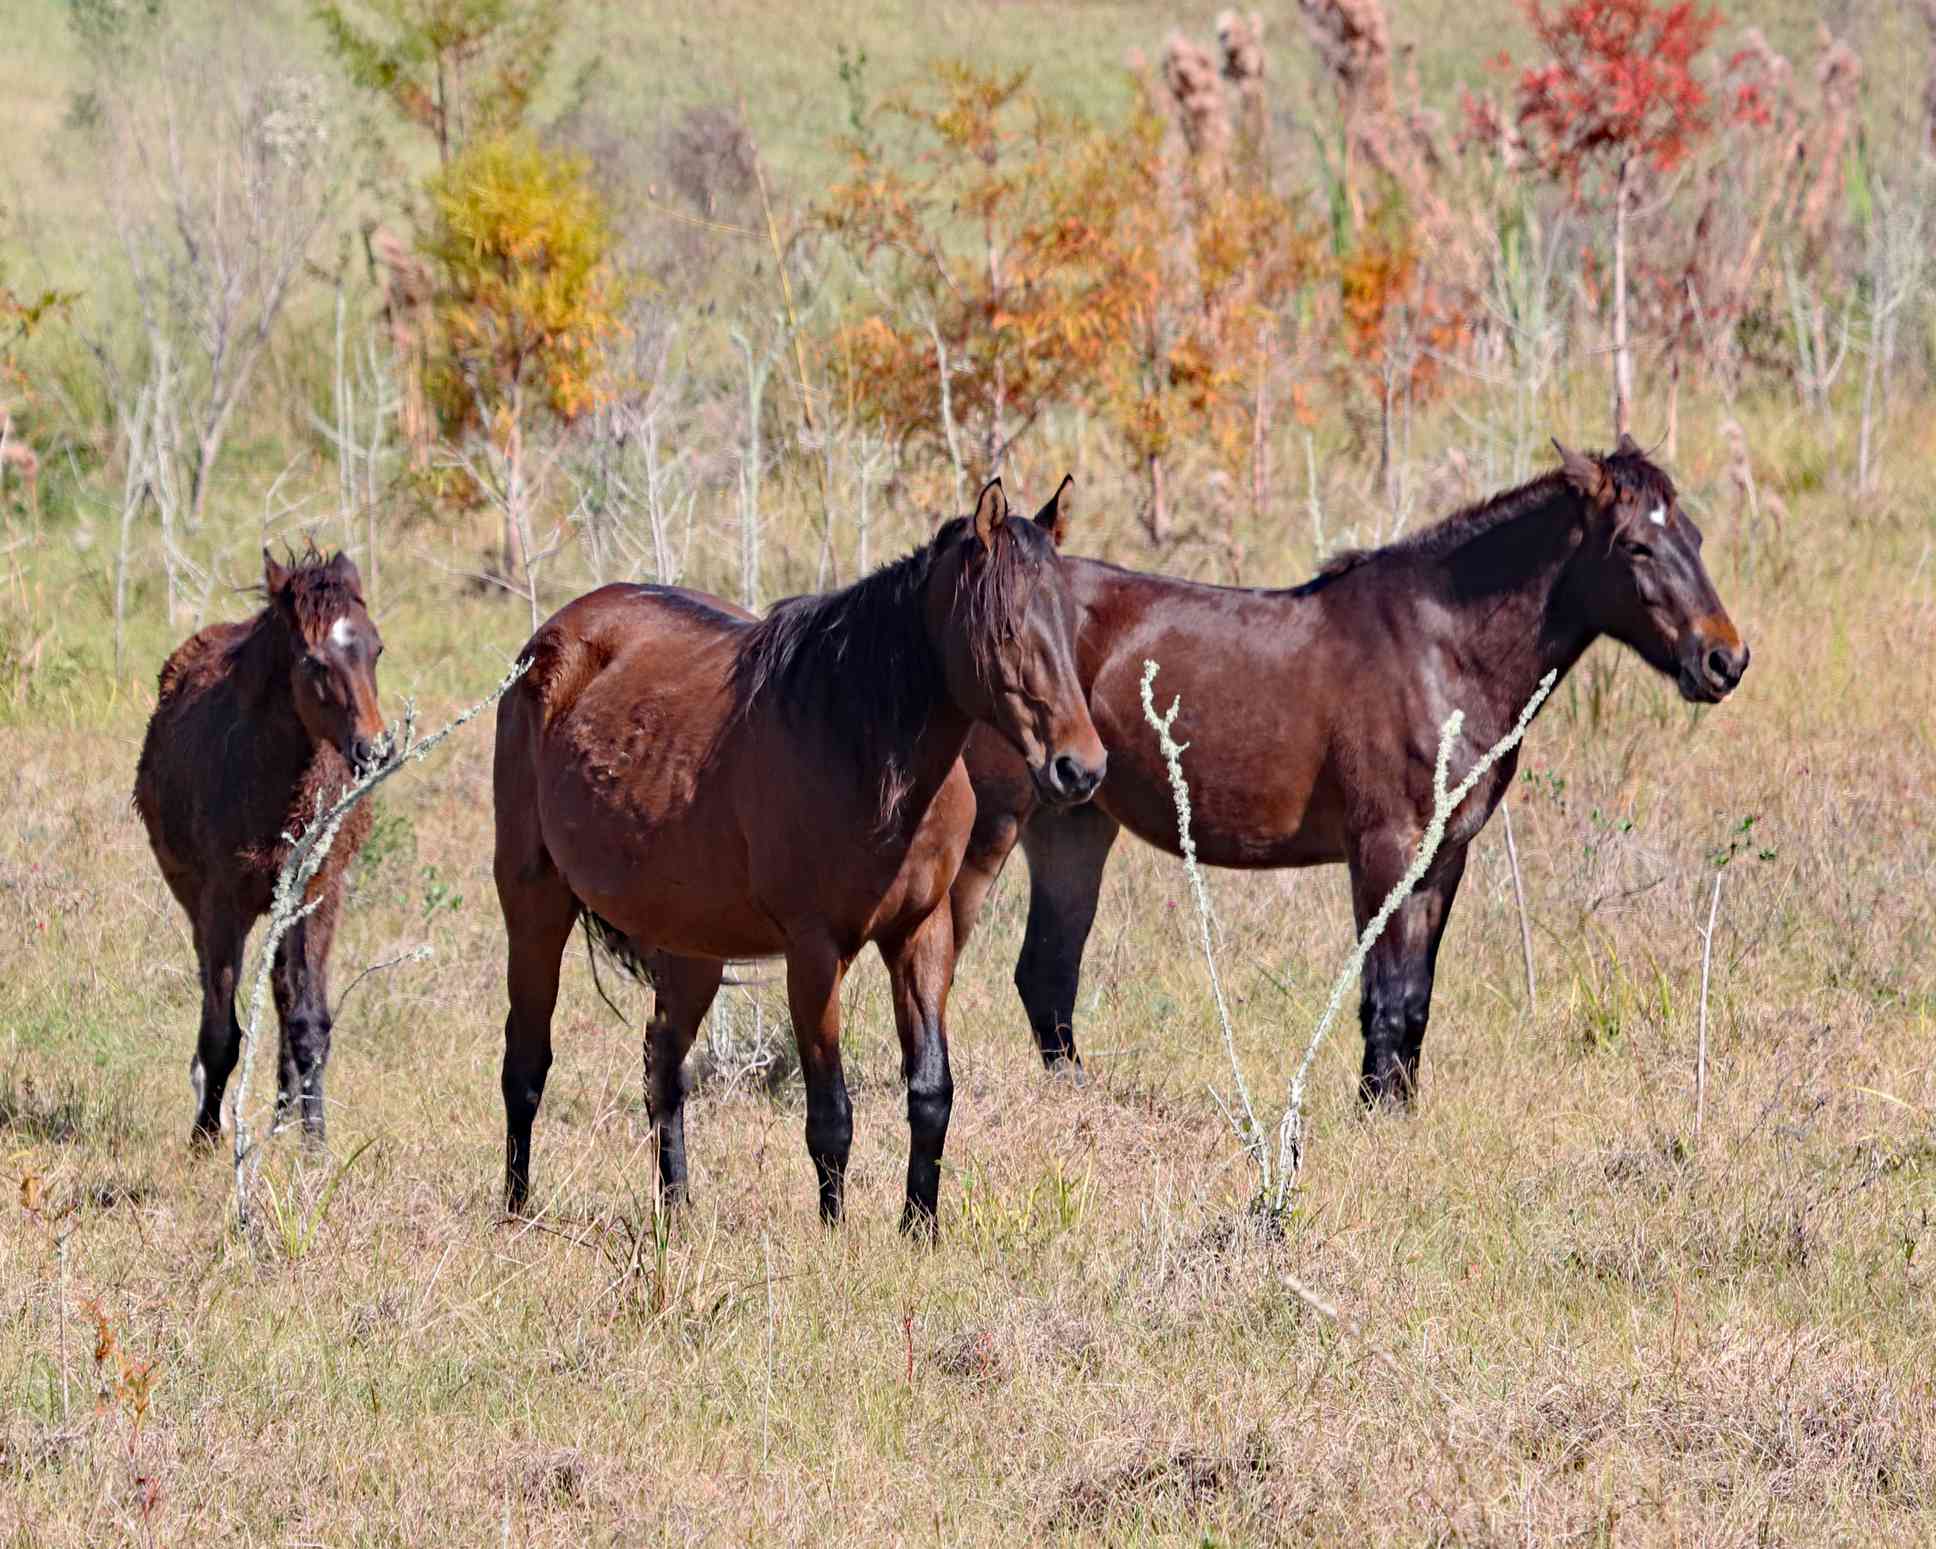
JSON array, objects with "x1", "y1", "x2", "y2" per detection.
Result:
[
  {"x1": 1139, "y1": 662, "x2": 1260, "y2": 1179},
  {"x1": 1277, "y1": 671, "x2": 1557, "y2": 1202},
  {"x1": 1696, "y1": 870, "x2": 1721, "y2": 1147},
  {"x1": 1500, "y1": 795, "x2": 1537, "y2": 1015}
]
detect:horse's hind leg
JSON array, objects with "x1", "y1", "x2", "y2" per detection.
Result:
[
  {"x1": 884, "y1": 908, "x2": 957, "y2": 1237},
  {"x1": 498, "y1": 868, "x2": 578, "y2": 1215},
  {"x1": 1013, "y1": 803, "x2": 1120, "y2": 1072},
  {"x1": 1349, "y1": 839, "x2": 1470, "y2": 1107},
  {"x1": 784, "y1": 938, "x2": 852, "y2": 1223},
  {"x1": 644, "y1": 954, "x2": 724, "y2": 1207},
  {"x1": 189, "y1": 904, "x2": 248, "y2": 1146},
  {"x1": 272, "y1": 894, "x2": 342, "y2": 1143}
]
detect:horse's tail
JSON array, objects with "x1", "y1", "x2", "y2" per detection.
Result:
[{"x1": 576, "y1": 905, "x2": 656, "y2": 1023}]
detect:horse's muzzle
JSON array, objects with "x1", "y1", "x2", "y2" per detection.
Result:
[
  {"x1": 1680, "y1": 637, "x2": 1749, "y2": 703},
  {"x1": 1036, "y1": 751, "x2": 1106, "y2": 806}
]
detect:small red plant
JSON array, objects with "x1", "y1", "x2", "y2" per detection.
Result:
[
  {"x1": 1499, "y1": 0, "x2": 1723, "y2": 434},
  {"x1": 1511, "y1": 0, "x2": 1722, "y2": 187}
]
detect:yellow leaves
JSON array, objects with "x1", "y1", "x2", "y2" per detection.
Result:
[{"x1": 423, "y1": 131, "x2": 628, "y2": 431}]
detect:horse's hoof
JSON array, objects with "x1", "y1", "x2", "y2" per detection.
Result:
[
  {"x1": 1356, "y1": 1073, "x2": 1419, "y2": 1112},
  {"x1": 1045, "y1": 1055, "x2": 1087, "y2": 1087},
  {"x1": 188, "y1": 1123, "x2": 221, "y2": 1152},
  {"x1": 899, "y1": 1204, "x2": 941, "y2": 1243}
]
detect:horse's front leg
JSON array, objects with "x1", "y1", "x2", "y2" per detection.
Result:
[
  {"x1": 1013, "y1": 801, "x2": 1120, "y2": 1073},
  {"x1": 882, "y1": 908, "x2": 957, "y2": 1238},
  {"x1": 1348, "y1": 840, "x2": 1470, "y2": 1107},
  {"x1": 189, "y1": 905, "x2": 248, "y2": 1146},
  {"x1": 272, "y1": 900, "x2": 339, "y2": 1143},
  {"x1": 784, "y1": 939, "x2": 852, "y2": 1223}
]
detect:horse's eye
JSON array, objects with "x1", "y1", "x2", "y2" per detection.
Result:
[
  {"x1": 1620, "y1": 540, "x2": 1655, "y2": 561},
  {"x1": 304, "y1": 656, "x2": 328, "y2": 675}
]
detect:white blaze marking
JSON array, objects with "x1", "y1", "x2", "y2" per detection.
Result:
[
  {"x1": 1648, "y1": 505, "x2": 1667, "y2": 528},
  {"x1": 330, "y1": 617, "x2": 355, "y2": 649}
]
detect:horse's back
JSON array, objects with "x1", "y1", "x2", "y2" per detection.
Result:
[{"x1": 512, "y1": 583, "x2": 751, "y2": 730}]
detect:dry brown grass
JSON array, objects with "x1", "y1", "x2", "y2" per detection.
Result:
[{"x1": 4, "y1": 386, "x2": 1936, "y2": 1546}]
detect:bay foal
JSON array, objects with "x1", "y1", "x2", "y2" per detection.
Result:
[{"x1": 135, "y1": 549, "x2": 385, "y2": 1143}]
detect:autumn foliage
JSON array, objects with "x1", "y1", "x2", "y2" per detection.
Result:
[
  {"x1": 423, "y1": 132, "x2": 625, "y2": 440},
  {"x1": 823, "y1": 58, "x2": 1313, "y2": 538},
  {"x1": 1511, "y1": 0, "x2": 1721, "y2": 184},
  {"x1": 821, "y1": 64, "x2": 1111, "y2": 475}
]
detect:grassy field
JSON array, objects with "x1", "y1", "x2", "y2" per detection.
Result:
[
  {"x1": 5, "y1": 382, "x2": 1936, "y2": 1543},
  {"x1": 6, "y1": 0, "x2": 1936, "y2": 1544}
]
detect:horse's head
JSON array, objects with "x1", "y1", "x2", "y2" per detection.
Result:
[
  {"x1": 929, "y1": 477, "x2": 1105, "y2": 807},
  {"x1": 264, "y1": 548, "x2": 387, "y2": 766},
  {"x1": 1556, "y1": 436, "x2": 1749, "y2": 704}
]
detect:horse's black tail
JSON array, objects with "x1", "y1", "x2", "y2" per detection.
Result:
[
  {"x1": 575, "y1": 903, "x2": 778, "y2": 1009},
  {"x1": 576, "y1": 904, "x2": 655, "y2": 1024}
]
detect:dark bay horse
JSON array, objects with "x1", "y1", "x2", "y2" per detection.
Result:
[
  {"x1": 135, "y1": 549, "x2": 386, "y2": 1143},
  {"x1": 952, "y1": 438, "x2": 1749, "y2": 1102},
  {"x1": 493, "y1": 479, "x2": 1105, "y2": 1231}
]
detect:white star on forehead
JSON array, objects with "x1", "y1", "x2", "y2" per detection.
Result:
[
  {"x1": 330, "y1": 617, "x2": 355, "y2": 649},
  {"x1": 1648, "y1": 505, "x2": 1667, "y2": 528}
]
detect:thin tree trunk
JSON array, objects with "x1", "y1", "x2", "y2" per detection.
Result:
[
  {"x1": 1145, "y1": 451, "x2": 1169, "y2": 545},
  {"x1": 928, "y1": 318, "x2": 965, "y2": 513},
  {"x1": 1612, "y1": 155, "x2": 1633, "y2": 438},
  {"x1": 1250, "y1": 323, "x2": 1271, "y2": 527},
  {"x1": 1665, "y1": 354, "x2": 1680, "y2": 463}
]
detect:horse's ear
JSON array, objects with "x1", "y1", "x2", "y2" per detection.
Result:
[
  {"x1": 1614, "y1": 431, "x2": 1643, "y2": 458},
  {"x1": 326, "y1": 550, "x2": 365, "y2": 599},
  {"x1": 1031, "y1": 474, "x2": 1074, "y2": 548},
  {"x1": 1552, "y1": 438, "x2": 1612, "y2": 507},
  {"x1": 262, "y1": 547, "x2": 292, "y2": 600},
  {"x1": 972, "y1": 478, "x2": 1009, "y2": 552}
]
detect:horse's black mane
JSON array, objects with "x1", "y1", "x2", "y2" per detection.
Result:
[
  {"x1": 734, "y1": 513, "x2": 1050, "y2": 823},
  {"x1": 1290, "y1": 447, "x2": 1676, "y2": 596}
]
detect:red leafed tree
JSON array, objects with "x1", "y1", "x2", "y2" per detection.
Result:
[{"x1": 1509, "y1": 0, "x2": 1721, "y2": 434}]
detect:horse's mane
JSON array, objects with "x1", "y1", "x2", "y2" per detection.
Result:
[
  {"x1": 1291, "y1": 446, "x2": 1677, "y2": 595},
  {"x1": 262, "y1": 547, "x2": 366, "y2": 641},
  {"x1": 735, "y1": 514, "x2": 1049, "y2": 826}
]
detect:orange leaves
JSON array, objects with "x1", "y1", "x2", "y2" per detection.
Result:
[
  {"x1": 819, "y1": 55, "x2": 1321, "y2": 508},
  {"x1": 821, "y1": 62, "x2": 1114, "y2": 460}
]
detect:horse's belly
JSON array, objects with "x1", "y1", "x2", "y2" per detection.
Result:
[{"x1": 1097, "y1": 742, "x2": 1346, "y2": 870}]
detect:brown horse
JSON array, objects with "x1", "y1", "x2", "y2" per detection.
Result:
[
  {"x1": 952, "y1": 438, "x2": 1749, "y2": 1102},
  {"x1": 493, "y1": 479, "x2": 1105, "y2": 1231},
  {"x1": 135, "y1": 549, "x2": 386, "y2": 1144}
]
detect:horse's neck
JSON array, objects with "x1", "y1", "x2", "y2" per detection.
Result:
[
  {"x1": 1438, "y1": 497, "x2": 1599, "y2": 720},
  {"x1": 879, "y1": 698, "x2": 976, "y2": 842},
  {"x1": 233, "y1": 618, "x2": 320, "y2": 772}
]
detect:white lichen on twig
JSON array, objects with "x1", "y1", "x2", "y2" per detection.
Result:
[{"x1": 1142, "y1": 656, "x2": 1556, "y2": 1219}]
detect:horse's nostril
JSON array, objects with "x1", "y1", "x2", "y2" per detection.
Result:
[
  {"x1": 1706, "y1": 648, "x2": 1737, "y2": 686},
  {"x1": 1052, "y1": 754, "x2": 1081, "y2": 793}
]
